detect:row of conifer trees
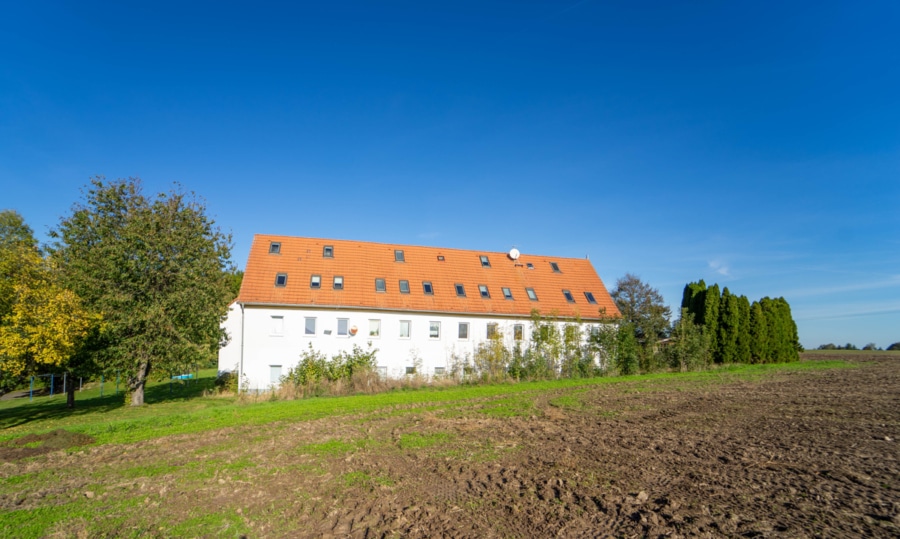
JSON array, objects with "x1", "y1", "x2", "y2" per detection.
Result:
[{"x1": 681, "y1": 280, "x2": 801, "y2": 364}]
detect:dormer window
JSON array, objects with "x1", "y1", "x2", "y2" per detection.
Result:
[
  {"x1": 333, "y1": 276, "x2": 343, "y2": 290},
  {"x1": 526, "y1": 263, "x2": 534, "y2": 269},
  {"x1": 375, "y1": 278, "x2": 386, "y2": 292},
  {"x1": 478, "y1": 285, "x2": 490, "y2": 299},
  {"x1": 479, "y1": 255, "x2": 491, "y2": 268},
  {"x1": 269, "y1": 242, "x2": 281, "y2": 254},
  {"x1": 455, "y1": 283, "x2": 466, "y2": 297},
  {"x1": 310, "y1": 275, "x2": 321, "y2": 289},
  {"x1": 584, "y1": 292, "x2": 597, "y2": 304},
  {"x1": 323, "y1": 245, "x2": 334, "y2": 258},
  {"x1": 423, "y1": 281, "x2": 433, "y2": 295},
  {"x1": 275, "y1": 273, "x2": 287, "y2": 287},
  {"x1": 526, "y1": 287, "x2": 538, "y2": 301},
  {"x1": 399, "y1": 280, "x2": 410, "y2": 294},
  {"x1": 563, "y1": 289, "x2": 575, "y2": 303},
  {"x1": 550, "y1": 262, "x2": 561, "y2": 273},
  {"x1": 394, "y1": 250, "x2": 405, "y2": 262}
]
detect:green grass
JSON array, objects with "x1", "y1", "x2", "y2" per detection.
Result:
[
  {"x1": 398, "y1": 431, "x2": 453, "y2": 449},
  {"x1": 0, "y1": 360, "x2": 854, "y2": 448}
]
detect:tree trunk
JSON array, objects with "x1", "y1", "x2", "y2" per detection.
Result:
[
  {"x1": 66, "y1": 373, "x2": 76, "y2": 408},
  {"x1": 130, "y1": 358, "x2": 152, "y2": 406}
]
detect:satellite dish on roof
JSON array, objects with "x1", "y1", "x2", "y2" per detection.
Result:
[{"x1": 508, "y1": 248, "x2": 520, "y2": 260}]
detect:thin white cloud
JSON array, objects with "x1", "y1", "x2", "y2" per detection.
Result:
[
  {"x1": 707, "y1": 259, "x2": 730, "y2": 277},
  {"x1": 785, "y1": 275, "x2": 900, "y2": 298}
]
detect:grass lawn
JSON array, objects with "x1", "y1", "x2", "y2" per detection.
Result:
[{"x1": 0, "y1": 359, "x2": 854, "y2": 447}]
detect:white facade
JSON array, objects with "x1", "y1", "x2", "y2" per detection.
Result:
[{"x1": 218, "y1": 303, "x2": 598, "y2": 391}]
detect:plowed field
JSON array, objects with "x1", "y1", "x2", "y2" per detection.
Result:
[{"x1": 2, "y1": 353, "x2": 898, "y2": 537}]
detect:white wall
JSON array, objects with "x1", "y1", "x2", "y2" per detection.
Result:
[{"x1": 218, "y1": 304, "x2": 600, "y2": 391}]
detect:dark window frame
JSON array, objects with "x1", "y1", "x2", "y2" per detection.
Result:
[
  {"x1": 275, "y1": 273, "x2": 288, "y2": 287},
  {"x1": 526, "y1": 287, "x2": 538, "y2": 301},
  {"x1": 584, "y1": 291, "x2": 597, "y2": 304},
  {"x1": 394, "y1": 250, "x2": 405, "y2": 262},
  {"x1": 310, "y1": 274, "x2": 321, "y2": 289},
  {"x1": 333, "y1": 276, "x2": 344, "y2": 290},
  {"x1": 526, "y1": 263, "x2": 534, "y2": 269},
  {"x1": 375, "y1": 278, "x2": 386, "y2": 292},
  {"x1": 563, "y1": 289, "x2": 575, "y2": 303},
  {"x1": 455, "y1": 283, "x2": 466, "y2": 297},
  {"x1": 479, "y1": 255, "x2": 491, "y2": 268},
  {"x1": 269, "y1": 242, "x2": 281, "y2": 255},
  {"x1": 323, "y1": 245, "x2": 334, "y2": 258},
  {"x1": 478, "y1": 284, "x2": 490, "y2": 299},
  {"x1": 501, "y1": 287, "x2": 513, "y2": 300},
  {"x1": 550, "y1": 262, "x2": 561, "y2": 273},
  {"x1": 422, "y1": 281, "x2": 434, "y2": 295},
  {"x1": 399, "y1": 280, "x2": 410, "y2": 294}
]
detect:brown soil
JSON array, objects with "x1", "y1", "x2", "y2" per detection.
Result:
[
  {"x1": 2, "y1": 354, "x2": 898, "y2": 537},
  {"x1": 0, "y1": 429, "x2": 95, "y2": 461}
]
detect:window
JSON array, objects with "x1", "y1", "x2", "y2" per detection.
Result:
[
  {"x1": 480, "y1": 255, "x2": 491, "y2": 268},
  {"x1": 394, "y1": 250, "x2": 405, "y2": 262},
  {"x1": 526, "y1": 287, "x2": 538, "y2": 301},
  {"x1": 563, "y1": 289, "x2": 575, "y2": 303},
  {"x1": 333, "y1": 276, "x2": 343, "y2": 290},
  {"x1": 526, "y1": 263, "x2": 534, "y2": 269},
  {"x1": 271, "y1": 316, "x2": 284, "y2": 336},
  {"x1": 399, "y1": 280, "x2": 410, "y2": 294},
  {"x1": 584, "y1": 292, "x2": 597, "y2": 304},
  {"x1": 310, "y1": 274, "x2": 321, "y2": 289},
  {"x1": 423, "y1": 281, "x2": 433, "y2": 295},
  {"x1": 458, "y1": 322, "x2": 469, "y2": 339},
  {"x1": 478, "y1": 285, "x2": 490, "y2": 299},
  {"x1": 269, "y1": 242, "x2": 281, "y2": 254},
  {"x1": 323, "y1": 245, "x2": 333, "y2": 258},
  {"x1": 487, "y1": 323, "x2": 498, "y2": 339},
  {"x1": 337, "y1": 318, "x2": 349, "y2": 336},
  {"x1": 405, "y1": 366, "x2": 416, "y2": 375},
  {"x1": 304, "y1": 317, "x2": 316, "y2": 336},
  {"x1": 369, "y1": 319, "x2": 381, "y2": 337},
  {"x1": 270, "y1": 365, "x2": 282, "y2": 385},
  {"x1": 455, "y1": 283, "x2": 466, "y2": 297},
  {"x1": 375, "y1": 278, "x2": 386, "y2": 292},
  {"x1": 514, "y1": 324, "x2": 524, "y2": 341},
  {"x1": 434, "y1": 367, "x2": 446, "y2": 376},
  {"x1": 437, "y1": 255, "x2": 445, "y2": 261},
  {"x1": 502, "y1": 287, "x2": 513, "y2": 300},
  {"x1": 275, "y1": 273, "x2": 287, "y2": 287},
  {"x1": 550, "y1": 262, "x2": 561, "y2": 273},
  {"x1": 429, "y1": 321, "x2": 441, "y2": 339},
  {"x1": 400, "y1": 320, "x2": 411, "y2": 338}
]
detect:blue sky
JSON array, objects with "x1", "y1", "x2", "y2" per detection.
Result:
[{"x1": 1, "y1": 1, "x2": 898, "y2": 349}]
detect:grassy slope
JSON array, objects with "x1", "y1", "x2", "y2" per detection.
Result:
[{"x1": 0, "y1": 360, "x2": 855, "y2": 447}]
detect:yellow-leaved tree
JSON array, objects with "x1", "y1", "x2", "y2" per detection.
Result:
[{"x1": 0, "y1": 210, "x2": 99, "y2": 407}]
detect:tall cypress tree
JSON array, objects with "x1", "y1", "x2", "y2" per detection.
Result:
[
  {"x1": 717, "y1": 288, "x2": 739, "y2": 363},
  {"x1": 749, "y1": 301, "x2": 768, "y2": 363},
  {"x1": 681, "y1": 280, "x2": 707, "y2": 322},
  {"x1": 703, "y1": 284, "x2": 720, "y2": 361},
  {"x1": 735, "y1": 295, "x2": 752, "y2": 363}
]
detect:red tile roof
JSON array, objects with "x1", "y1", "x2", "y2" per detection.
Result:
[{"x1": 238, "y1": 235, "x2": 620, "y2": 321}]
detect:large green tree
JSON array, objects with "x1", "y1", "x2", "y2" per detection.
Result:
[
  {"x1": 748, "y1": 301, "x2": 769, "y2": 363},
  {"x1": 611, "y1": 273, "x2": 671, "y2": 345},
  {"x1": 49, "y1": 177, "x2": 233, "y2": 406},
  {"x1": 716, "y1": 287, "x2": 739, "y2": 364},
  {"x1": 735, "y1": 295, "x2": 752, "y2": 363}
]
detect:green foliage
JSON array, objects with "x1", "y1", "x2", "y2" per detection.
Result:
[
  {"x1": 749, "y1": 301, "x2": 768, "y2": 363},
  {"x1": 473, "y1": 327, "x2": 511, "y2": 381},
  {"x1": 702, "y1": 283, "x2": 720, "y2": 360},
  {"x1": 612, "y1": 273, "x2": 671, "y2": 345},
  {"x1": 665, "y1": 309, "x2": 710, "y2": 371},
  {"x1": 716, "y1": 288, "x2": 739, "y2": 364},
  {"x1": 49, "y1": 177, "x2": 234, "y2": 405},
  {"x1": 735, "y1": 295, "x2": 752, "y2": 363},
  {"x1": 614, "y1": 322, "x2": 639, "y2": 375},
  {"x1": 282, "y1": 343, "x2": 378, "y2": 390},
  {"x1": 224, "y1": 269, "x2": 243, "y2": 301},
  {"x1": 886, "y1": 342, "x2": 900, "y2": 351}
]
